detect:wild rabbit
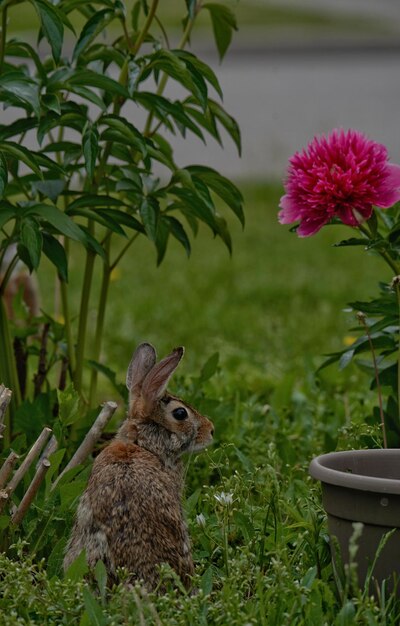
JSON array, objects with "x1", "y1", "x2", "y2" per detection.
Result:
[{"x1": 63, "y1": 343, "x2": 214, "y2": 590}]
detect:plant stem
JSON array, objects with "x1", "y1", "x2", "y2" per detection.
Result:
[
  {"x1": 110, "y1": 232, "x2": 140, "y2": 271},
  {"x1": 0, "y1": 5, "x2": 8, "y2": 73},
  {"x1": 0, "y1": 254, "x2": 18, "y2": 296},
  {"x1": 88, "y1": 238, "x2": 111, "y2": 407},
  {"x1": 59, "y1": 278, "x2": 75, "y2": 374},
  {"x1": 357, "y1": 312, "x2": 387, "y2": 448},
  {"x1": 395, "y1": 282, "x2": 400, "y2": 438},
  {"x1": 0, "y1": 298, "x2": 21, "y2": 447},
  {"x1": 358, "y1": 223, "x2": 400, "y2": 275},
  {"x1": 132, "y1": 0, "x2": 159, "y2": 56},
  {"x1": 74, "y1": 235, "x2": 96, "y2": 394}
]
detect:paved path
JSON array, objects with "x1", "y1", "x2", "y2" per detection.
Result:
[{"x1": 166, "y1": 47, "x2": 400, "y2": 181}]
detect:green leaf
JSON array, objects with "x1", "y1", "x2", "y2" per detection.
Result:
[
  {"x1": 67, "y1": 85, "x2": 107, "y2": 111},
  {"x1": 42, "y1": 94, "x2": 61, "y2": 115},
  {"x1": 32, "y1": 178, "x2": 66, "y2": 201},
  {"x1": 94, "y1": 560, "x2": 108, "y2": 602},
  {"x1": 339, "y1": 349, "x2": 355, "y2": 370},
  {"x1": 203, "y1": 3, "x2": 238, "y2": 61},
  {"x1": 165, "y1": 215, "x2": 191, "y2": 256},
  {"x1": 99, "y1": 209, "x2": 145, "y2": 234},
  {"x1": 135, "y1": 93, "x2": 204, "y2": 141},
  {"x1": 0, "y1": 152, "x2": 7, "y2": 198},
  {"x1": 25, "y1": 204, "x2": 87, "y2": 244},
  {"x1": 67, "y1": 207, "x2": 127, "y2": 237},
  {"x1": 0, "y1": 206, "x2": 15, "y2": 229},
  {"x1": 155, "y1": 215, "x2": 169, "y2": 265},
  {"x1": 100, "y1": 114, "x2": 147, "y2": 156},
  {"x1": 64, "y1": 550, "x2": 89, "y2": 582},
  {"x1": 186, "y1": 165, "x2": 244, "y2": 226},
  {"x1": 42, "y1": 233, "x2": 68, "y2": 281},
  {"x1": 82, "y1": 587, "x2": 108, "y2": 626},
  {"x1": 44, "y1": 448, "x2": 66, "y2": 490},
  {"x1": 169, "y1": 186, "x2": 216, "y2": 231},
  {"x1": 69, "y1": 70, "x2": 128, "y2": 98},
  {"x1": 73, "y1": 9, "x2": 114, "y2": 61},
  {"x1": 174, "y1": 50, "x2": 223, "y2": 99},
  {"x1": 67, "y1": 194, "x2": 126, "y2": 211},
  {"x1": 57, "y1": 384, "x2": 81, "y2": 426},
  {"x1": 200, "y1": 566, "x2": 213, "y2": 596},
  {"x1": 86, "y1": 360, "x2": 128, "y2": 401},
  {"x1": 20, "y1": 217, "x2": 42, "y2": 270},
  {"x1": 333, "y1": 237, "x2": 369, "y2": 247},
  {"x1": 185, "y1": 0, "x2": 197, "y2": 20},
  {"x1": 0, "y1": 72, "x2": 40, "y2": 117},
  {"x1": 6, "y1": 40, "x2": 46, "y2": 81},
  {"x1": 83, "y1": 122, "x2": 99, "y2": 180},
  {"x1": 0, "y1": 141, "x2": 43, "y2": 178},
  {"x1": 146, "y1": 50, "x2": 207, "y2": 110},
  {"x1": 209, "y1": 99, "x2": 241, "y2": 155},
  {"x1": 0, "y1": 118, "x2": 38, "y2": 141},
  {"x1": 31, "y1": 0, "x2": 64, "y2": 63},
  {"x1": 215, "y1": 214, "x2": 232, "y2": 253},
  {"x1": 200, "y1": 351, "x2": 219, "y2": 381},
  {"x1": 127, "y1": 59, "x2": 141, "y2": 96},
  {"x1": 140, "y1": 197, "x2": 158, "y2": 241}
]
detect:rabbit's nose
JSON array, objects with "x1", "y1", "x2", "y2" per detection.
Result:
[{"x1": 210, "y1": 428, "x2": 214, "y2": 437}]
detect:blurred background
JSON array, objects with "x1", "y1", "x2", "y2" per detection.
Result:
[
  {"x1": 172, "y1": 0, "x2": 400, "y2": 179},
  {"x1": 5, "y1": 0, "x2": 400, "y2": 393}
]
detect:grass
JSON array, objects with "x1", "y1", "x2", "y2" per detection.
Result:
[
  {"x1": 6, "y1": 1, "x2": 394, "y2": 38},
  {"x1": 41, "y1": 181, "x2": 387, "y2": 399},
  {"x1": 2, "y1": 182, "x2": 399, "y2": 623}
]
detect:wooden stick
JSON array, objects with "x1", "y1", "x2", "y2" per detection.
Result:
[
  {"x1": 0, "y1": 385, "x2": 12, "y2": 439},
  {"x1": 37, "y1": 435, "x2": 58, "y2": 468},
  {"x1": 0, "y1": 427, "x2": 52, "y2": 514},
  {"x1": 5, "y1": 427, "x2": 52, "y2": 495},
  {"x1": 52, "y1": 401, "x2": 118, "y2": 490},
  {"x1": 11, "y1": 435, "x2": 58, "y2": 526},
  {"x1": 0, "y1": 450, "x2": 19, "y2": 489}
]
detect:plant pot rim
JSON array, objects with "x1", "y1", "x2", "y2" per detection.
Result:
[{"x1": 309, "y1": 448, "x2": 400, "y2": 495}]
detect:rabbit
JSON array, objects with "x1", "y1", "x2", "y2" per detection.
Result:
[{"x1": 63, "y1": 342, "x2": 214, "y2": 591}]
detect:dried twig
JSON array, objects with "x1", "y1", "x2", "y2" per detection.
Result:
[
  {"x1": 0, "y1": 384, "x2": 12, "y2": 439},
  {"x1": 11, "y1": 435, "x2": 58, "y2": 526},
  {"x1": 52, "y1": 401, "x2": 118, "y2": 490},
  {"x1": 0, "y1": 427, "x2": 52, "y2": 514},
  {"x1": 0, "y1": 451, "x2": 19, "y2": 489}
]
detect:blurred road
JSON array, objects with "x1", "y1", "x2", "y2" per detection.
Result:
[
  {"x1": 167, "y1": 46, "x2": 400, "y2": 181},
  {"x1": 2, "y1": 1, "x2": 400, "y2": 182}
]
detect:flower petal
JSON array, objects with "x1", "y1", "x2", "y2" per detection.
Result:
[
  {"x1": 278, "y1": 195, "x2": 301, "y2": 224},
  {"x1": 375, "y1": 163, "x2": 400, "y2": 208}
]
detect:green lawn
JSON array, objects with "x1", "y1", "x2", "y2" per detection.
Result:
[{"x1": 43, "y1": 181, "x2": 385, "y2": 397}]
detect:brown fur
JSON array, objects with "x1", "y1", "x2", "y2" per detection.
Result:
[{"x1": 64, "y1": 343, "x2": 214, "y2": 590}]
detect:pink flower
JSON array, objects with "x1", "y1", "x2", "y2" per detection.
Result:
[{"x1": 279, "y1": 129, "x2": 400, "y2": 237}]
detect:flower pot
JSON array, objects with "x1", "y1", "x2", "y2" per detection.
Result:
[{"x1": 309, "y1": 449, "x2": 400, "y2": 594}]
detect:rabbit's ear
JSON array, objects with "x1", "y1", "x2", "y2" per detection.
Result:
[
  {"x1": 126, "y1": 343, "x2": 157, "y2": 393},
  {"x1": 141, "y1": 347, "x2": 184, "y2": 405}
]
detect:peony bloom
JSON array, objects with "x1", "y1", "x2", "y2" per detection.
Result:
[{"x1": 279, "y1": 129, "x2": 400, "y2": 237}]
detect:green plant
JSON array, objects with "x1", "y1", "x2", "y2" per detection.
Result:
[
  {"x1": 0, "y1": 0, "x2": 243, "y2": 444},
  {"x1": 279, "y1": 128, "x2": 400, "y2": 448}
]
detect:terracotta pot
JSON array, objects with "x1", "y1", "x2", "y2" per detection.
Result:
[{"x1": 309, "y1": 449, "x2": 400, "y2": 594}]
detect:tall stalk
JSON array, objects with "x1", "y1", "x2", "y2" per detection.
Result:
[
  {"x1": 74, "y1": 241, "x2": 96, "y2": 395},
  {"x1": 0, "y1": 298, "x2": 21, "y2": 447},
  {"x1": 357, "y1": 311, "x2": 387, "y2": 448}
]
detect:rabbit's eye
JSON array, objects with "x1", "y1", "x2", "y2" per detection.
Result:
[{"x1": 172, "y1": 407, "x2": 188, "y2": 421}]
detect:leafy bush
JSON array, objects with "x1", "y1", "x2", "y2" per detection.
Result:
[{"x1": 0, "y1": 0, "x2": 243, "y2": 444}]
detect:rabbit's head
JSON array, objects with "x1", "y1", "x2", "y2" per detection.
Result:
[{"x1": 118, "y1": 343, "x2": 214, "y2": 462}]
